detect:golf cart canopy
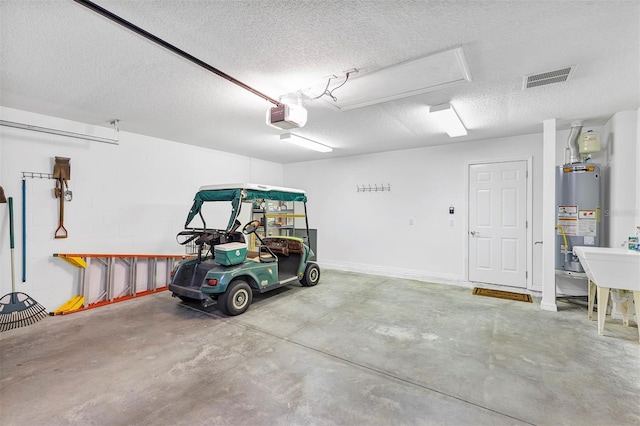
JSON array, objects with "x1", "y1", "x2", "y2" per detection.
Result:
[{"x1": 184, "y1": 183, "x2": 307, "y2": 230}]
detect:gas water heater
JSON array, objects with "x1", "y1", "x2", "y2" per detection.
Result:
[{"x1": 555, "y1": 121, "x2": 602, "y2": 273}]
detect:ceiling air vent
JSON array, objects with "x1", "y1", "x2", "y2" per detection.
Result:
[{"x1": 523, "y1": 66, "x2": 575, "y2": 89}]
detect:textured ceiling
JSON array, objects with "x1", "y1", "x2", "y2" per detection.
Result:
[{"x1": 1, "y1": 0, "x2": 638, "y2": 163}]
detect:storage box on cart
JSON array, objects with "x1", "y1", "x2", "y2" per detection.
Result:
[{"x1": 214, "y1": 242, "x2": 247, "y2": 266}]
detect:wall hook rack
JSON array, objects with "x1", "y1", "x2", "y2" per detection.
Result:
[
  {"x1": 356, "y1": 183, "x2": 391, "y2": 193},
  {"x1": 22, "y1": 171, "x2": 53, "y2": 180}
]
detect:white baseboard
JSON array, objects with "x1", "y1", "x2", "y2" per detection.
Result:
[
  {"x1": 319, "y1": 259, "x2": 539, "y2": 295},
  {"x1": 319, "y1": 260, "x2": 545, "y2": 300},
  {"x1": 320, "y1": 259, "x2": 469, "y2": 287}
]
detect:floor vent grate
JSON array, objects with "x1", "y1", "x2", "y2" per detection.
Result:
[{"x1": 524, "y1": 66, "x2": 575, "y2": 89}]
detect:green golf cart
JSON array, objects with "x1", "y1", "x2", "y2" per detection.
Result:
[{"x1": 169, "y1": 183, "x2": 320, "y2": 315}]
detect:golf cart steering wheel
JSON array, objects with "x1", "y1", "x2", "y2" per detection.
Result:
[{"x1": 242, "y1": 220, "x2": 260, "y2": 235}]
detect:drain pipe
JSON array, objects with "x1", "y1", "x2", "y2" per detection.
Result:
[{"x1": 566, "y1": 120, "x2": 583, "y2": 164}]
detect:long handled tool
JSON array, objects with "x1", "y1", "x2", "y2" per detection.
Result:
[
  {"x1": 0, "y1": 195, "x2": 47, "y2": 332},
  {"x1": 22, "y1": 178, "x2": 27, "y2": 282},
  {"x1": 53, "y1": 156, "x2": 70, "y2": 239},
  {"x1": 54, "y1": 181, "x2": 67, "y2": 238}
]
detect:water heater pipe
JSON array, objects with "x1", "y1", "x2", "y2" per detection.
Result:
[
  {"x1": 566, "y1": 120, "x2": 584, "y2": 164},
  {"x1": 555, "y1": 225, "x2": 569, "y2": 263}
]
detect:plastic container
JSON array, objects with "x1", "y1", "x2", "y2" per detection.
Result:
[
  {"x1": 579, "y1": 130, "x2": 601, "y2": 154},
  {"x1": 214, "y1": 242, "x2": 247, "y2": 266}
]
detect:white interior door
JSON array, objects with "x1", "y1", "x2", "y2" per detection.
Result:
[{"x1": 469, "y1": 161, "x2": 527, "y2": 288}]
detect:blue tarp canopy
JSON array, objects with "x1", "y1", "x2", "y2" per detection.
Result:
[{"x1": 184, "y1": 188, "x2": 307, "y2": 230}]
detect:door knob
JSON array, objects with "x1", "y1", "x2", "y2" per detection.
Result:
[{"x1": 470, "y1": 231, "x2": 479, "y2": 236}]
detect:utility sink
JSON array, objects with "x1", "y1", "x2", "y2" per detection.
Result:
[
  {"x1": 573, "y1": 246, "x2": 640, "y2": 342},
  {"x1": 573, "y1": 247, "x2": 640, "y2": 291}
]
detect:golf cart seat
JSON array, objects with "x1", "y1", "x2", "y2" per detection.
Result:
[
  {"x1": 226, "y1": 232, "x2": 246, "y2": 244},
  {"x1": 262, "y1": 237, "x2": 304, "y2": 256}
]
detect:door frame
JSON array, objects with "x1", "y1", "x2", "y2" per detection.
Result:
[{"x1": 465, "y1": 156, "x2": 533, "y2": 289}]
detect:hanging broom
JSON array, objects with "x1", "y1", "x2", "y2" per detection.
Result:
[{"x1": 0, "y1": 192, "x2": 47, "y2": 332}]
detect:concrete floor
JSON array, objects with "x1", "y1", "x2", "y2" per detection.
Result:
[{"x1": 1, "y1": 269, "x2": 639, "y2": 425}]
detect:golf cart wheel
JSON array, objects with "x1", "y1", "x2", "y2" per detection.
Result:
[
  {"x1": 301, "y1": 263, "x2": 320, "y2": 287},
  {"x1": 219, "y1": 280, "x2": 253, "y2": 316}
]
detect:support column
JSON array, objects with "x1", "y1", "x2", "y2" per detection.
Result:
[
  {"x1": 541, "y1": 119, "x2": 558, "y2": 311},
  {"x1": 636, "y1": 108, "x2": 640, "y2": 229}
]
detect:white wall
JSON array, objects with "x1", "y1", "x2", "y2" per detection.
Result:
[
  {"x1": 601, "y1": 110, "x2": 639, "y2": 247},
  {"x1": 283, "y1": 111, "x2": 637, "y2": 306},
  {"x1": 0, "y1": 107, "x2": 283, "y2": 310},
  {"x1": 284, "y1": 133, "x2": 544, "y2": 289},
  {"x1": 3, "y1": 106, "x2": 635, "y2": 311},
  {"x1": 637, "y1": 109, "x2": 640, "y2": 227},
  {"x1": 541, "y1": 119, "x2": 558, "y2": 310},
  {"x1": 638, "y1": 109, "x2": 640, "y2": 225},
  {"x1": 600, "y1": 109, "x2": 640, "y2": 320}
]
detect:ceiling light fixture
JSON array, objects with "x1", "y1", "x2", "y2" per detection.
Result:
[
  {"x1": 301, "y1": 47, "x2": 471, "y2": 111},
  {"x1": 280, "y1": 133, "x2": 332, "y2": 153},
  {"x1": 429, "y1": 103, "x2": 467, "y2": 137}
]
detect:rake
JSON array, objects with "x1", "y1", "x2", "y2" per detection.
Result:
[{"x1": 0, "y1": 194, "x2": 47, "y2": 332}]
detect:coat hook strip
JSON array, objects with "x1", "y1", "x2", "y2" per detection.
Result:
[{"x1": 356, "y1": 183, "x2": 391, "y2": 193}]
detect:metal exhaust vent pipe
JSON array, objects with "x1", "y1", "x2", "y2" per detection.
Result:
[{"x1": 567, "y1": 120, "x2": 583, "y2": 164}]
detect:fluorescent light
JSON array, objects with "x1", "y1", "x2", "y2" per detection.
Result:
[
  {"x1": 429, "y1": 103, "x2": 467, "y2": 137},
  {"x1": 300, "y1": 47, "x2": 472, "y2": 111},
  {"x1": 280, "y1": 133, "x2": 333, "y2": 153}
]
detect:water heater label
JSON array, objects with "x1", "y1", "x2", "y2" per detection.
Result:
[
  {"x1": 578, "y1": 210, "x2": 597, "y2": 236},
  {"x1": 558, "y1": 205, "x2": 578, "y2": 218},
  {"x1": 557, "y1": 219, "x2": 577, "y2": 235},
  {"x1": 578, "y1": 210, "x2": 596, "y2": 219},
  {"x1": 557, "y1": 206, "x2": 579, "y2": 236}
]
